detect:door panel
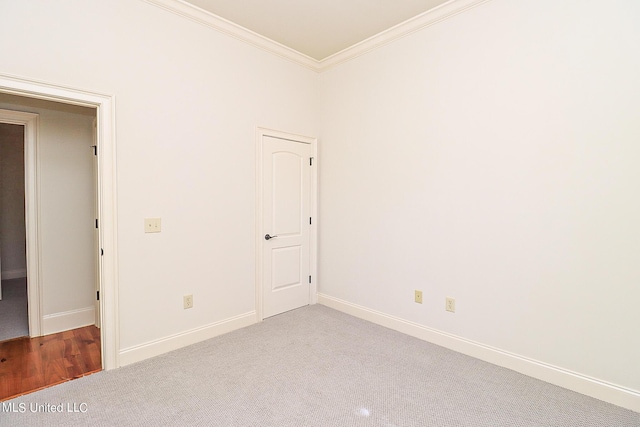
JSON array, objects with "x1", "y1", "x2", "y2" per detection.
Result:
[
  {"x1": 271, "y1": 246, "x2": 302, "y2": 291},
  {"x1": 262, "y1": 135, "x2": 311, "y2": 318},
  {"x1": 272, "y1": 152, "x2": 302, "y2": 234}
]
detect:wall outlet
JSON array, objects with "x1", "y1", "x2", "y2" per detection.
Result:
[
  {"x1": 446, "y1": 297, "x2": 455, "y2": 313},
  {"x1": 183, "y1": 294, "x2": 193, "y2": 309},
  {"x1": 414, "y1": 290, "x2": 423, "y2": 304},
  {"x1": 144, "y1": 218, "x2": 162, "y2": 233}
]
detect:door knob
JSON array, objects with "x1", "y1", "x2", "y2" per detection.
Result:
[{"x1": 265, "y1": 234, "x2": 278, "y2": 240}]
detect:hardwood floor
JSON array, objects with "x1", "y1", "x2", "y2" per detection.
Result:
[{"x1": 0, "y1": 325, "x2": 101, "y2": 401}]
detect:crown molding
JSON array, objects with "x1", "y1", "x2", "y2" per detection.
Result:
[
  {"x1": 317, "y1": 0, "x2": 492, "y2": 71},
  {"x1": 142, "y1": 0, "x2": 492, "y2": 73},
  {"x1": 141, "y1": 0, "x2": 320, "y2": 71}
]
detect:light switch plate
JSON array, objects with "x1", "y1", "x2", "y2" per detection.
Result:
[
  {"x1": 414, "y1": 290, "x2": 423, "y2": 304},
  {"x1": 144, "y1": 218, "x2": 161, "y2": 233}
]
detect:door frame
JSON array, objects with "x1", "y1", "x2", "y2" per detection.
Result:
[
  {"x1": 0, "y1": 73, "x2": 119, "y2": 370},
  {"x1": 255, "y1": 127, "x2": 318, "y2": 321},
  {"x1": 0, "y1": 109, "x2": 41, "y2": 336}
]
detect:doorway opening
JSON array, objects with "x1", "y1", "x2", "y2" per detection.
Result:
[
  {"x1": 0, "y1": 73, "x2": 118, "y2": 399},
  {"x1": 0, "y1": 97, "x2": 101, "y2": 400},
  {"x1": 255, "y1": 128, "x2": 318, "y2": 321},
  {"x1": 0, "y1": 122, "x2": 28, "y2": 342}
]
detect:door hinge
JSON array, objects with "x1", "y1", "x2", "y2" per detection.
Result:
[
  {"x1": 309, "y1": 275, "x2": 312, "y2": 284},
  {"x1": 100, "y1": 248, "x2": 104, "y2": 256},
  {"x1": 95, "y1": 219, "x2": 99, "y2": 228},
  {"x1": 91, "y1": 145, "x2": 97, "y2": 156},
  {"x1": 96, "y1": 291, "x2": 100, "y2": 301},
  {"x1": 309, "y1": 217, "x2": 312, "y2": 225},
  {"x1": 310, "y1": 157, "x2": 313, "y2": 166}
]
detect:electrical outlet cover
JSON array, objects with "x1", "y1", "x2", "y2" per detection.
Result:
[
  {"x1": 446, "y1": 297, "x2": 455, "y2": 312},
  {"x1": 183, "y1": 295, "x2": 193, "y2": 309}
]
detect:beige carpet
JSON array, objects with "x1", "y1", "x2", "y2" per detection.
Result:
[{"x1": 2, "y1": 305, "x2": 638, "y2": 426}]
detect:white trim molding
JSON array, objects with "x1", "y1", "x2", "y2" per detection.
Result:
[
  {"x1": 141, "y1": 0, "x2": 319, "y2": 71},
  {"x1": 318, "y1": 293, "x2": 640, "y2": 413},
  {"x1": 141, "y1": 0, "x2": 492, "y2": 72},
  {"x1": 0, "y1": 108, "x2": 42, "y2": 338},
  {"x1": 0, "y1": 73, "x2": 120, "y2": 371},
  {"x1": 318, "y1": 0, "x2": 492, "y2": 71},
  {"x1": 119, "y1": 311, "x2": 256, "y2": 366},
  {"x1": 42, "y1": 307, "x2": 96, "y2": 336}
]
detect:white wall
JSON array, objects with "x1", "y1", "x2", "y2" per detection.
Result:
[
  {"x1": 0, "y1": 95, "x2": 96, "y2": 331},
  {"x1": 0, "y1": 0, "x2": 318, "y2": 354},
  {"x1": 0, "y1": 123, "x2": 27, "y2": 279},
  {"x1": 5, "y1": 0, "x2": 636, "y2": 408},
  {"x1": 319, "y1": 0, "x2": 640, "y2": 397}
]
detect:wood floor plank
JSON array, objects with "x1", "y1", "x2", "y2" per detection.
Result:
[
  {"x1": 0, "y1": 326, "x2": 101, "y2": 401},
  {"x1": 21, "y1": 344, "x2": 45, "y2": 392},
  {"x1": 75, "y1": 327, "x2": 102, "y2": 373},
  {"x1": 42, "y1": 338, "x2": 68, "y2": 384},
  {"x1": 65, "y1": 335, "x2": 81, "y2": 357},
  {"x1": 64, "y1": 349, "x2": 87, "y2": 379},
  {"x1": 0, "y1": 338, "x2": 26, "y2": 399}
]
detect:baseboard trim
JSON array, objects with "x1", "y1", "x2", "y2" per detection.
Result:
[
  {"x1": 318, "y1": 293, "x2": 640, "y2": 413},
  {"x1": 119, "y1": 311, "x2": 257, "y2": 366},
  {"x1": 1, "y1": 269, "x2": 27, "y2": 280},
  {"x1": 42, "y1": 307, "x2": 95, "y2": 335}
]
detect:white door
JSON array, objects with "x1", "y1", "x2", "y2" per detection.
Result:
[{"x1": 262, "y1": 135, "x2": 312, "y2": 318}]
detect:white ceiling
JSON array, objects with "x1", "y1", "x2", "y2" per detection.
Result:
[{"x1": 184, "y1": 0, "x2": 451, "y2": 60}]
